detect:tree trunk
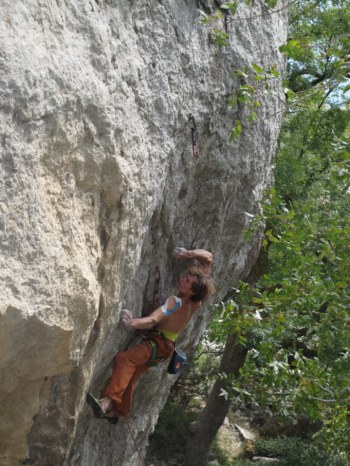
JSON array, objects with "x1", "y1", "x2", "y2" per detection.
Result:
[{"x1": 184, "y1": 333, "x2": 247, "y2": 466}]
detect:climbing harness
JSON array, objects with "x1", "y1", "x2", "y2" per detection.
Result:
[
  {"x1": 125, "y1": 417, "x2": 148, "y2": 466},
  {"x1": 144, "y1": 332, "x2": 175, "y2": 367},
  {"x1": 188, "y1": 114, "x2": 200, "y2": 157},
  {"x1": 145, "y1": 339, "x2": 159, "y2": 367},
  {"x1": 144, "y1": 335, "x2": 185, "y2": 373}
]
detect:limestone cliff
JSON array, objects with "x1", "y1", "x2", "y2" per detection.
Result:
[{"x1": 0, "y1": 1, "x2": 288, "y2": 465}]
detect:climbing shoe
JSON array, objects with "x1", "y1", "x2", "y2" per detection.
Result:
[
  {"x1": 86, "y1": 392, "x2": 106, "y2": 419},
  {"x1": 105, "y1": 416, "x2": 119, "y2": 425},
  {"x1": 86, "y1": 392, "x2": 119, "y2": 425}
]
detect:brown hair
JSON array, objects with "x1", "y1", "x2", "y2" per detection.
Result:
[{"x1": 188, "y1": 267, "x2": 215, "y2": 302}]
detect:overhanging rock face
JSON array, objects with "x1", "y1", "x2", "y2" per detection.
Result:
[{"x1": 0, "y1": 1, "x2": 288, "y2": 465}]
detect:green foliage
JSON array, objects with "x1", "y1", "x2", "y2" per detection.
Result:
[
  {"x1": 236, "y1": 165, "x2": 350, "y2": 445},
  {"x1": 227, "y1": 64, "x2": 279, "y2": 140},
  {"x1": 198, "y1": 8, "x2": 229, "y2": 46},
  {"x1": 232, "y1": 4, "x2": 350, "y2": 451},
  {"x1": 228, "y1": 120, "x2": 243, "y2": 142},
  {"x1": 220, "y1": 3, "x2": 238, "y2": 16},
  {"x1": 199, "y1": 1, "x2": 283, "y2": 49},
  {"x1": 205, "y1": 0, "x2": 350, "y2": 459},
  {"x1": 147, "y1": 401, "x2": 197, "y2": 461},
  {"x1": 254, "y1": 437, "x2": 347, "y2": 466},
  {"x1": 264, "y1": 0, "x2": 278, "y2": 7},
  {"x1": 211, "y1": 440, "x2": 236, "y2": 465},
  {"x1": 207, "y1": 284, "x2": 262, "y2": 347},
  {"x1": 199, "y1": 3, "x2": 282, "y2": 141},
  {"x1": 233, "y1": 460, "x2": 255, "y2": 466},
  {"x1": 153, "y1": 2, "x2": 350, "y2": 463},
  {"x1": 284, "y1": 0, "x2": 350, "y2": 94},
  {"x1": 212, "y1": 29, "x2": 230, "y2": 47}
]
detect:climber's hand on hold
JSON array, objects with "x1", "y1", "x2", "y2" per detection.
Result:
[
  {"x1": 173, "y1": 247, "x2": 190, "y2": 260},
  {"x1": 121, "y1": 309, "x2": 133, "y2": 327}
]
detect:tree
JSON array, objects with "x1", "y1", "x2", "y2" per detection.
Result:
[
  {"x1": 184, "y1": 0, "x2": 350, "y2": 463},
  {"x1": 184, "y1": 333, "x2": 247, "y2": 466}
]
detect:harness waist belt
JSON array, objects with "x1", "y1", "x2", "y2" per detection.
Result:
[{"x1": 152, "y1": 328, "x2": 178, "y2": 342}]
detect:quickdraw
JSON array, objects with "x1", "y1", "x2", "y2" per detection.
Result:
[
  {"x1": 152, "y1": 266, "x2": 161, "y2": 310},
  {"x1": 188, "y1": 114, "x2": 200, "y2": 157}
]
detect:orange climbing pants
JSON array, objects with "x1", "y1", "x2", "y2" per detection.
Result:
[{"x1": 104, "y1": 334, "x2": 174, "y2": 417}]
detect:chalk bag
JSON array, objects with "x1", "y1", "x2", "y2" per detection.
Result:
[{"x1": 168, "y1": 347, "x2": 187, "y2": 374}]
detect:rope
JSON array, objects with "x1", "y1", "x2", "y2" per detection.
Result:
[{"x1": 125, "y1": 417, "x2": 148, "y2": 466}]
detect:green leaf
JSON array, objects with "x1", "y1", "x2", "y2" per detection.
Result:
[
  {"x1": 229, "y1": 120, "x2": 242, "y2": 141},
  {"x1": 264, "y1": 0, "x2": 277, "y2": 7},
  {"x1": 220, "y1": 2, "x2": 238, "y2": 15},
  {"x1": 279, "y1": 40, "x2": 303, "y2": 58},
  {"x1": 248, "y1": 111, "x2": 258, "y2": 123},
  {"x1": 227, "y1": 96, "x2": 238, "y2": 108},
  {"x1": 200, "y1": 16, "x2": 211, "y2": 25},
  {"x1": 269, "y1": 65, "x2": 280, "y2": 77},
  {"x1": 212, "y1": 30, "x2": 229, "y2": 47},
  {"x1": 252, "y1": 63, "x2": 263, "y2": 74}
]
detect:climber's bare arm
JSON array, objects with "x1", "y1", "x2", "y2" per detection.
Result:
[
  {"x1": 121, "y1": 308, "x2": 164, "y2": 330},
  {"x1": 173, "y1": 247, "x2": 213, "y2": 273},
  {"x1": 121, "y1": 295, "x2": 182, "y2": 330}
]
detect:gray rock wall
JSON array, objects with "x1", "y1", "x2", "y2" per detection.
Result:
[{"x1": 0, "y1": 1, "x2": 288, "y2": 465}]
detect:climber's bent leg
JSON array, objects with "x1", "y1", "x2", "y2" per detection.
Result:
[
  {"x1": 103, "y1": 341, "x2": 152, "y2": 407},
  {"x1": 112, "y1": 363, "x2": 150, "y2": 417},
  {"x1": 104, "y1": 335, "x2": 174, "y2": 417}
]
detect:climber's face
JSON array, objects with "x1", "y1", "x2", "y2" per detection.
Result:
[{"x1": 178, "y1": 272, "x2": 198, "y2": 297}]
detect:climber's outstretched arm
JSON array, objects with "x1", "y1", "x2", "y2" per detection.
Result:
[
  {"x1": 173, "y1": 246, "x2": 212, "y2": 273},
  {"x1": 121, "y1": 294, "x2": 182, "y2": 330},
  {"x1": 121, "y1": 308, "x2": 164, "y2": 330}
]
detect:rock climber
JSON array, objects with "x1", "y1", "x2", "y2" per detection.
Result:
[{"x1": 86, "y1": 246, "x2": 214, "y2": 423}]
